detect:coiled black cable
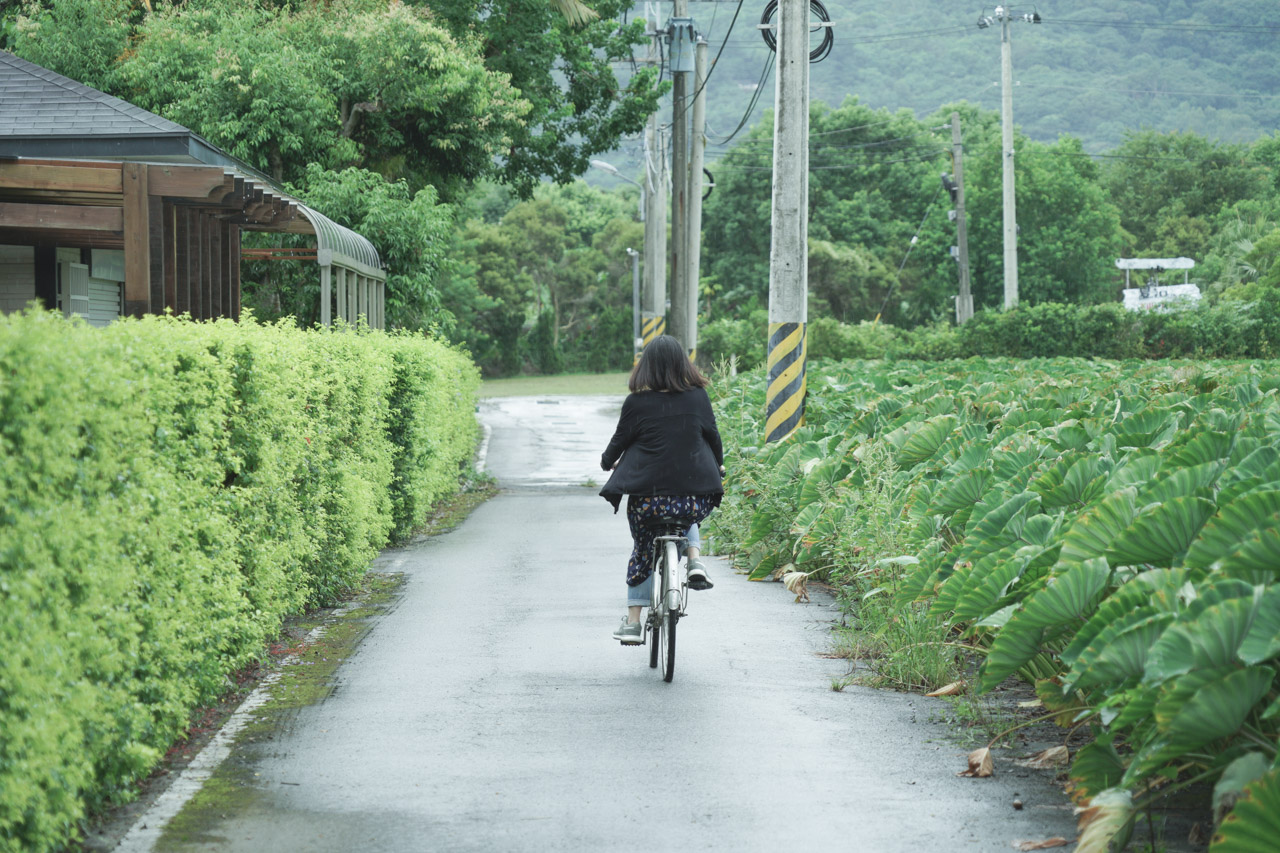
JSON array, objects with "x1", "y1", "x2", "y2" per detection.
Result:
[{"x1": 759, "y1": 0, "x2": 834, "y2": 63}]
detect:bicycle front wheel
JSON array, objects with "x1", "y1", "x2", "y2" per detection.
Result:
[{"x1": 659, "y1": 609, "x2": 676, "y2": 682}]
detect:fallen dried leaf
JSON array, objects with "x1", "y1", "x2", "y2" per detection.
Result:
[
  {"x1": 958, "y1": 746, "x2": 994, "y2": 778},
  {"x1": 1015, "y1": 745, "x2": 1070, "y2": 769},
  {"x1": 1011, "y1": 838, "x2": 1069, "y2": 850},
  {"x1": 926, "y1": 680, "x2": 966, "y2": 697},
  {"x1": 781, "y1": 570, "x2": 811, "y2": 602},
  {"x1": 1075, "y1": 789, "x2": 1133, "y2": 853},
  {"x1": 1017, "y1": 699, "x2": 1044, "y2": 709}
]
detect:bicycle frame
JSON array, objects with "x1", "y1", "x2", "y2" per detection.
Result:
[{"x1": 650, "y1": 535, "x2": 688, "y2": 618}]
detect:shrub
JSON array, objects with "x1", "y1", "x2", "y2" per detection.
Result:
[{"x1": 0, "y1": 310, "x2": 479, "y2": 853}]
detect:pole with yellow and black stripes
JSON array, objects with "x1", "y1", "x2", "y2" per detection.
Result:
[{"x1": 765, "y1": 0, "x2": 809, "y2": 444}]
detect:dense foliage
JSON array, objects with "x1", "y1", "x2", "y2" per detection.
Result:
[
  {"x1": 700, "y1": 100, "x2": 1280, "y2": 330},
  {"x1": 0, "y1": 310, "x2": 478, "y2": 853},
  {"x1": 707, "y1": 357, "x2": 1280, "y2": 851},
  {"x1": 444, "y1": 180, "x2": 643, "y2": 375},
  {"x1": 699, "y1": 293, "x2": 1280, "y2": 367}
]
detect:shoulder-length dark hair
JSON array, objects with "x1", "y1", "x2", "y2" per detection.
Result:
[{"x1": 629, "y1": 335, "x2": 710, "y2": 392}]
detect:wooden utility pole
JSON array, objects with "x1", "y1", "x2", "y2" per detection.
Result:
[
  {"x1": 951, "y1": 112, "x2": 973, "y2": 323},
  {"x1": 667, "y1": 2, "x2": 692, "y2": 349},
  {"x1": 765, "y1": 0, "x2": 808, "y2": 444},
  {"x1": 685, "y1": 36, "x2": 709, "y2": 360}
]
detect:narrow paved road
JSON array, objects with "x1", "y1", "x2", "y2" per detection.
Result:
[{"x1": 141, "y1": 395, "x2": 1077, "y2": 851}]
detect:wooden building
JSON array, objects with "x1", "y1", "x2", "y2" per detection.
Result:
[{"x1": 0, "y1": 50, "x2": 385, "y2": 328}]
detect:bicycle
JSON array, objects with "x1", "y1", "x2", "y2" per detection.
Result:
[{"x1": 641, "y1": 516, "x2": 694, "y2": 683}]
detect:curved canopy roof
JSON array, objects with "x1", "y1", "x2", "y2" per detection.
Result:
[{"x1": 295, "y1": 203, "x2": 383, "y2": 277}]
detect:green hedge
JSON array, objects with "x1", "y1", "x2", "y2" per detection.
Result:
[
  {"x1": 0, "y1": 310, "x2": 479, "y2": 853},
  {"x1": 698, "y1": 292, "x2": 1280, "y2": 364}
]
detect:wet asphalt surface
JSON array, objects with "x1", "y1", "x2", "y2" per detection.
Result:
[{"x1": 147, "y1": 395, "x2": 1079, "y2": 852}]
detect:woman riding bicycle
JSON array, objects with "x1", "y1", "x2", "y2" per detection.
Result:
[{"x1": 599, "y1": 335, "x2": 725, "y2": 644}]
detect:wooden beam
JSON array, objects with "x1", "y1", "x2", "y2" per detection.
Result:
[
  {"x1": 0, "y1": 162, "x2": 124, "y2": 194},
  {"x1": 229, "y1": 225, "x2": 241, "y2": 321},
  {"x1": 200, "y1": 214, "x2": 213, "y2": 319},
  {"x1": 209, "y1": 217, "x2": 222, "y2": 318},
  {"x1": 148, "y1": 197, "x2": 165, "y2": 311},
  {"x1": 122, "y1": 163, "x2": 151, "y2": 317},
  {"x1": 175, "y1": 207, "x2": 190, "y2": 316},
  {"x1": 0, "y1": 202, "x2": 122, "y2": 231},
  {"x1": 146, "y1": 165, "x2": 235, "y2": 201}
]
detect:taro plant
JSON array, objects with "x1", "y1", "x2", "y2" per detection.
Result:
[{"x1": 709, "y1": 356, "x2": 1280, "y2": 850}]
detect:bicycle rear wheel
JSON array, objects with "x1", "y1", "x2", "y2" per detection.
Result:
[{"x1": 659, "y1": 609, "x2": 676, "y2": 682}]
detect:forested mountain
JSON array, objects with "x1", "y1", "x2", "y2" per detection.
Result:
[{"x1": 596, "y1": 0, "x2": 1280, "y2": 181}]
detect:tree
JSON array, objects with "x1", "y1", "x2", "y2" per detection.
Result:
[
  {"x1": 10, "y1": 0, "x2": 530, "y2": 196},
  {"x1": 1102, "y1": 130, "x2": 1270, "y2": 257},
  {"x1": 418, "y1": 0, "x2": 665, "y2": 196},
  {"x1": 955, "y1": 133, "x2": 1124, "y2": 307},
  {"x1": 241, "y1": 165, "x2": 455, "y2": 330}
]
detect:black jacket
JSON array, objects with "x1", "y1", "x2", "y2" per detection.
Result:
[{"x1": 599, "y1": 388, "x2": 725, "y2": 512}]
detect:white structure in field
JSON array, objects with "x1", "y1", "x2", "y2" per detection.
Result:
[{"x1": 1117, "y1": 257, "x2": 1201, "y2": 311}]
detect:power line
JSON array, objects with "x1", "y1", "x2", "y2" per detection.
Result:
[
  {"x1": 1049, "y1": 18, "x2": 1280, "y2": 35},
  {"x1": 1018, "y1": 81, "x2": 1280, "y2": 102}
]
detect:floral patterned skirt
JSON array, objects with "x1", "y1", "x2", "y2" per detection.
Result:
[{"x1": 625, "y1": 494, "x2": 716, "y2": 587}]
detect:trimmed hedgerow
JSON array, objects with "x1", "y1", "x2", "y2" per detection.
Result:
[{"x1": 0, "y1": 310, "x2": 478, "y2": 853}]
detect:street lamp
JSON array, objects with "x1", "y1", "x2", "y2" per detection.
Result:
[
  {"x1": 589, "y1": 159, "x2": 645, "y2": 222},
  {"x1": 977, "y1": 5, "x2": 1040, "y2": 310}
]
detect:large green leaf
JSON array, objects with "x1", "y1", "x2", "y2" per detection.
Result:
[
  {"x1": 954, "y1": 491, "x2": 1040, "y2": 566},
  {"x1": 1058, "y1": 488, "x2": 1138, "y2": 564},
  {"x1": 896, "y1": 415, "x2": 957, "y2": 468},
  {"x1": 1140, "y1": 460, "x2": 1223, "y2": 505},
  {"x1": 980, "y1": 558, "x2": 1111, "y2": 690},
  {"x1": 929, "y1": 468, "x2": 993, "y2": 516},
  {"x1": 948, "y1": 547, "x2": 1036, "y2": 625},
  {"x1": 1106, "y1": 450, "x2": 1162, "y2": 491},
  {"x1": 1111, "y1": 408, "x2": 1179, "y2": 449},
  {"x1": 1216, "y1": 523, "x2": 1280, "y2": 584},
  {"x1": 1061, "y1": 569, "x2": 1190, "y2": 669},
  {"x1": 1155, "y1": 665, "x2": 1274, "y2": 747},
  {"x1": 1211, "y1": 769, "x2": 1280, "y2": 853},
  {"x1": 1239, "y1": 586, "x2": 1280, "y2": 665},
  {"x1": 1070, "y1": 610, "x2": 1174, "y2": 690},
  {"x1": 1069, "y1": 738, "x2": 1126, "y2": 801},
  {"x1": 1105, "y1": 496, "x2": 1216, "y2": 567},
  {"x1": 1032, "y1": 454, "x2": 1109, "y2": 510},
  {"x1": 1213, "y1": 753, "x2": 1272, "y2": 822},
  {"x1": 1163, "y1": 429, "x2": 1234, "y2": 469},
  {"x1": 1186, "y1": 491, "x2": 1280, "y2": 570},
  {"x1": 1142, "y1": 595, "x2": 1258, "y2": 685}
]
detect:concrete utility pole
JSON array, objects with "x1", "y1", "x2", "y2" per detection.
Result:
[
  {"x1": 978, "y1": 6, "x2": 1039, "y2": 310},
  {"x1": 667, "y1": 4, "x2": 694, "y2": 350},
  {"x1": 642, "y1": 120, "x2": 667, "y2": 348},
  {"x1": 685, "y1": 36, "x2": 709, "y2": 361},
  {"x1": 626, "y1": 247, "x2": 641, "y2": 359},
  {"x1": 951, "y1": 112, "x2": 973, "y2": 323},
  {"x1": 765, "y1": 0, "x2": 809, "y2": 444},
  {"x1": 641, "y1": 3, "x2": 666, "y2": 350}
]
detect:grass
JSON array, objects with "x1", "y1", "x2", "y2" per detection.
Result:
[{"x1": 478, "y1": 371, "x2": 631, "y2": 398}]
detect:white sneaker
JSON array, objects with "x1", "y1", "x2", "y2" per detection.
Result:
[
  {"x1": 612, "y1": 617, "x2": 643, "y2": 644},
  {"x1": 687, "y1": 558, "x2": 714, "y2": 590}
]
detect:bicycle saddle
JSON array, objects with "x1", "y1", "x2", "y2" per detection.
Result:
[{"x1": 641, "y1": 516, "x2": 697, "y2": 537}]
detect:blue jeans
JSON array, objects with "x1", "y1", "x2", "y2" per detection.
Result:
[{"x1": 626, "y1": 523, "x2": 700, "y2": 607}]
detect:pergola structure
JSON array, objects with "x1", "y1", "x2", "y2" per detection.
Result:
[{"x1": 0, "y1": 49, "x2": 385, "y2": 328}]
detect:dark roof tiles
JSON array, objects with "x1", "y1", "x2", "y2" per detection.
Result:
[{"x1": 0, "y1": 49, "x2": 188, "y2": 137}]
